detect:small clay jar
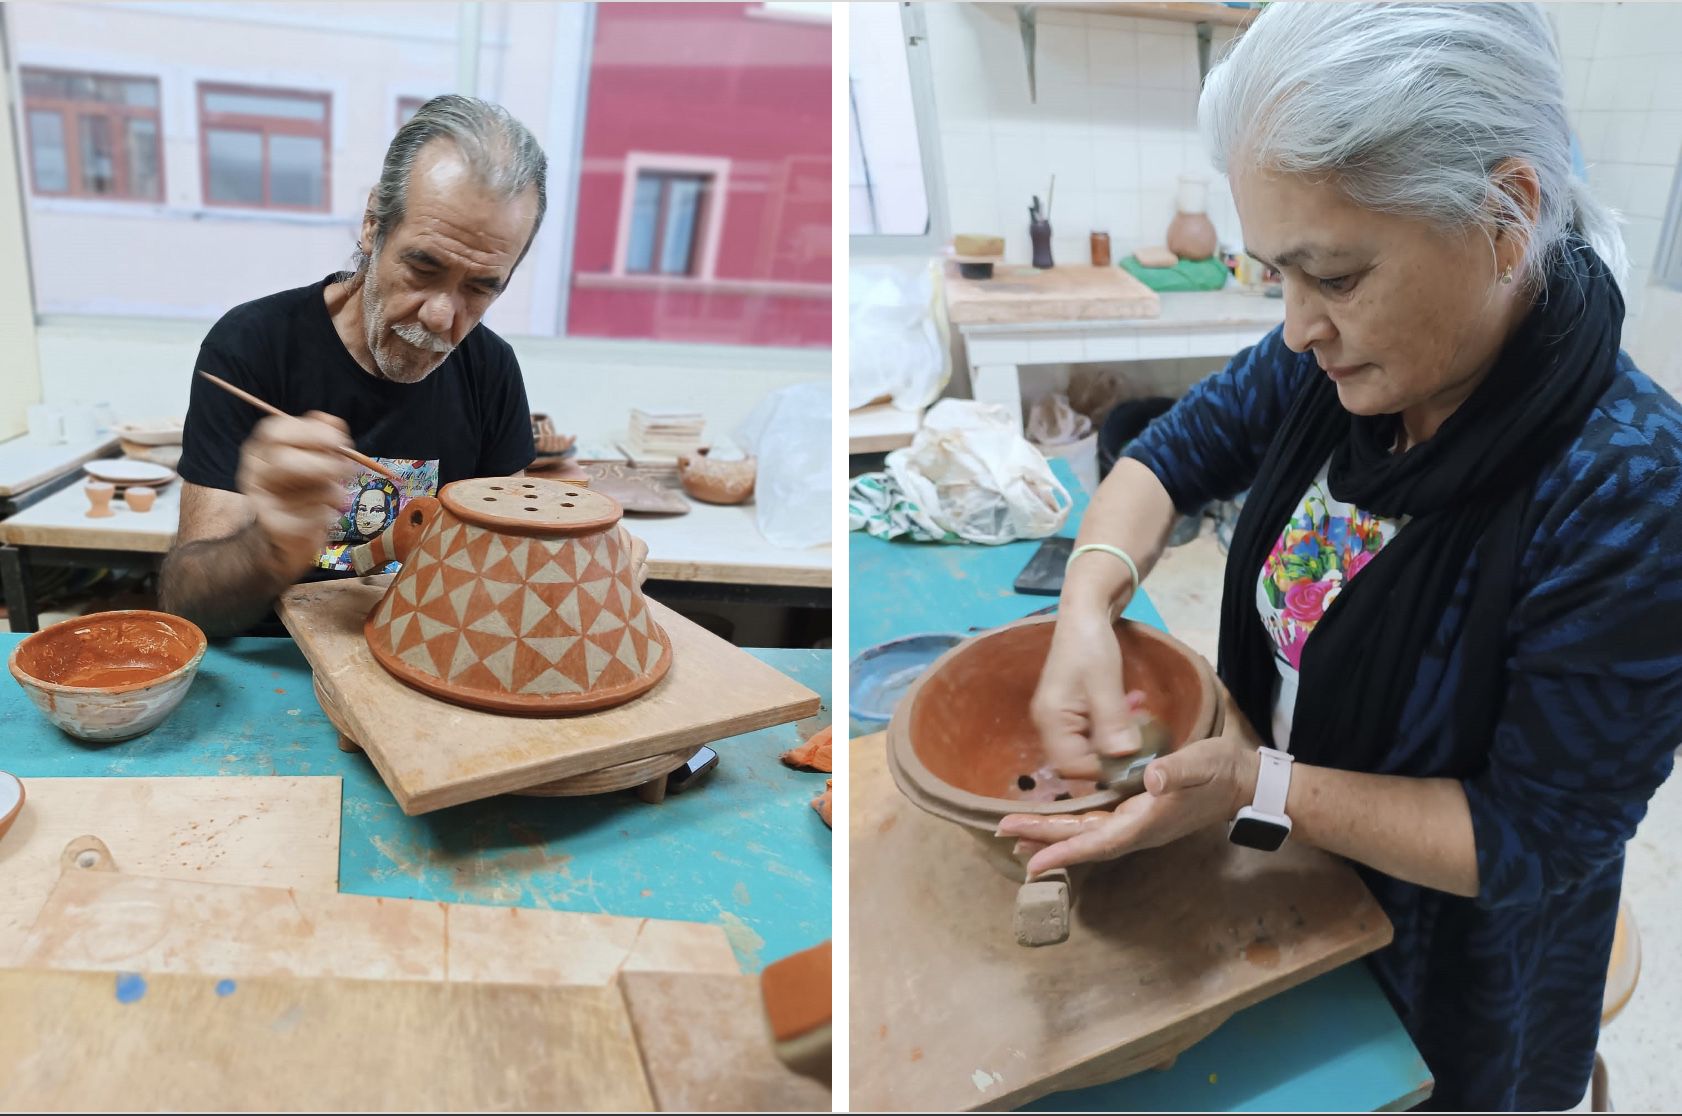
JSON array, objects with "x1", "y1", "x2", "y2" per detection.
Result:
[
  {"x1": 1090, "y1": 231, "x2": 1111, "y2": 268},
  {"x1": 677, "y1": 447, "x2": 756, "y2": 505},
  {"x1": 1166, "y1": 174, "x2": 1219, "y2": 261},
  {"x1": 124, "y1": 485, "x2": 157, "y2": 513},
  {"x1": 84, "y1": 482, "x2": 115, "y2": 519}
]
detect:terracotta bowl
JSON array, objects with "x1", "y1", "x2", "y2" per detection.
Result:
[
  {"x1": 887, "y1": 616, "x2": 1223, "y2": 881},
  {"x1": 8, "y1": 610, "x2": 207, "y2": 743},
  {"x1": 677, "y1": 447, "x2": 756, "y2": 505},
  {"x1": 0, "y1": 771, "x2": 23, "y2": 843}
]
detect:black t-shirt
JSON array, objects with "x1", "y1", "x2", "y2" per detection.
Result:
[{"x1": 178, "y1": 274, "x2": 535, "y2": 573}]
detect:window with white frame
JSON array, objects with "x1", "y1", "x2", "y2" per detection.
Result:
[
  {"x1": 396, "y1": 95, "x2": 430, "y2": 130},
  {"x1": 849, "y1": 2, "x2": 945, "y2": 251},
  {"x1": 21, "y1": 66, "x2": 162, "y2": 201},
  {"x1": 614, "y1": 158, "x2": 727, "y2": 280}
]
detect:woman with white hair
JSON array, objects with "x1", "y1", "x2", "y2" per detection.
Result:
[{"x1": 999, "y1": 4, "x2": 1682, "y2": 1109}]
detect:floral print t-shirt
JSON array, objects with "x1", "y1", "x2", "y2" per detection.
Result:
[{"x1": 1255, "y1": 460, "x2": 1405, "y2": 748}]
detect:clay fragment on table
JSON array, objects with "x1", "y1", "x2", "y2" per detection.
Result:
[{"x1": 781, "y1": 725, "x2": 833, "y2": 773}]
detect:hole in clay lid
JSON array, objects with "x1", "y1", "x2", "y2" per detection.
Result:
[
  {"x1": 561, "y1": 502, "x2": 574, "y2": 507},
  {"x1": 483, "y1": 497, "x2": 497, "y2": 502},
  {"x1": 525, "y1": 506, "x2": 537, "y2": 511}
]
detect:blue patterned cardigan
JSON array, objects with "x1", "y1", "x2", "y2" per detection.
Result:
[{"x1": 1125, "y1": 326, "x2": 1682, "y2": 1111}]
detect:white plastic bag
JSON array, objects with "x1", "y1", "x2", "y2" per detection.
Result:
[
  {"x1": 1026, "y1": 393, "x2": 1093, "y2": 446},
  {"x1": 885, "y1": 399, "x2": 1071, "y2": 544},
  {"x1": 735, "y1": 380, "x2": 831, "y2": 549},
  {"x1": 849, "y1": 260, "x2": 950, "y2": 411}
]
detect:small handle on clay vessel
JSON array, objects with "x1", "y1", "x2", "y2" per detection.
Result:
[{"x1": 351, "y1": 495, "x2": 440, "y2": 575}]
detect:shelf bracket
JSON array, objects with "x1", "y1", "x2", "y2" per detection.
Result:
[{"x1": 1016, "y1": 3, "x2": 1038, "y2": 104}]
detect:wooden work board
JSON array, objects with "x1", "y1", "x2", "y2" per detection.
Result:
[
  {"x1": 277, "y1": 576, "x2": 822, "y2": 814},
  {"x1": 0, "y1": 967, "x2": 653, "y2": 1111},
  {"x1": 620, "y1": 971, "x2": 832, "y2": 1112},
  {"x1": 20, "y1": 850, "x2": 741, "y2": 988},
  {"x1": 848, "y1": 733, "x2": 1393, "y2": 1112},
  {"x1": 944, "y1": 263, "x2": 1161, "y2": 325},
  {"x1": 0, "y1": 776, "x2": 340, "y2": 963}
]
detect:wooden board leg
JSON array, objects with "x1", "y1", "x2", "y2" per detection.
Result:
[
  {"x1": 971, "y1": 363, "x2": 1025, "y2": 431},
  {"x1": 635, "y1": 776, "x2": 668, "y2": 805},
  {"x1": 336, "y1": 733, "x2": 363, "y2": 754}
]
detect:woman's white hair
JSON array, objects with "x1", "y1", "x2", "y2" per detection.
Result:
[{"x1": 1201, "y1": 2, "x2": 1627, "y2": 288}]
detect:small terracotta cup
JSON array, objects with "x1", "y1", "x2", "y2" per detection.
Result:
[
  {"x1": 84, "y1": 482, "x2": 115, "y2": 518},
  {"x1": 124, "y1": 485, "x2": 157, "y2": 513}
]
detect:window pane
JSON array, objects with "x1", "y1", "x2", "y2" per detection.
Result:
[
  {"x1": 626, "y1": 175, "x2": 662, "y2": 273},
  {"x1": 203, "y1": 89, "x2": 325, "y2": 122},
  {"x1": 848, "y1": 2, "x2": 930, "y2": 236},
  {"x1": 206, "y1": 128, "x2": 264, "y2": 204},
  {"x1": 269, "y1": 133, "x2": 324, "y2": 208},
  {"x1": 659, "y1": 177, "x2": 703, "y2": 275},
  {"x1": 28, "y1": 111, "x2": 68, "y2": 193},
  {"x1": 126, "y1": 118, "x2": 161, "y2": 199},
  {"x1": 568, "y1": 3, "x2": 830, "y2": 347},
  {"x1": 79, "y1": 114, "x2": 117, "y2": 195},
  {"x1": 121, "y1": 79, "x2": 159, "y2": 109},
  {"x1": 22, "y1": 69, "x2": 72, "y2": 100}
]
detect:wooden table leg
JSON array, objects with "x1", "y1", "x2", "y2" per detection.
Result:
[{"x1": 0, "y1": 545, "x2": 38, "y2": 633}]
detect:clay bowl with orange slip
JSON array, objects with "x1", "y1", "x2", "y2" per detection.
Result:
[
  {"x1": 8, "y1": 611, "x2": 208, "y2": 743},
  {"x1": 887, "y1": 615, "x2": 1224, "y2": 943}
]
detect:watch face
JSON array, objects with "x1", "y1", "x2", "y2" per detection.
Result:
[{"x1": 1229, "y1": 815, "x2": 1289, "y2": 852}]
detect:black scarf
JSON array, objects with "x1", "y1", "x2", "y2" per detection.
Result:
[{"x1": 1217, "y1": 240, "x2": 1621, "y2": 774}]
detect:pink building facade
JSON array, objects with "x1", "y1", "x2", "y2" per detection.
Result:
[{"x1": 566, "y1": 3, "x2": 831, "y2": 348}]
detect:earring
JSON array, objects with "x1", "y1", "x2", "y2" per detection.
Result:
[{"x1": 1500, "y1": 265, "x2": 1514, "y2": 285}]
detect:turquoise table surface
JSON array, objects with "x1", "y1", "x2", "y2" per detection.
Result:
[
  {"x1": 1, "y1": 637, "x2": 831, "y2": 976},
  {"x1": 849, "y1": 458, "x2": 1431, "y2": 1111}
]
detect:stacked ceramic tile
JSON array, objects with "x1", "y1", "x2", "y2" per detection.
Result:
[{"x1": 626, "y1": 408, "x2": 705, "y2": 457}]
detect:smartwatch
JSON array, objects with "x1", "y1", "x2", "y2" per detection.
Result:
[{"x1": 1228, "y1": 746, "x2": 1293, "y2": 851}]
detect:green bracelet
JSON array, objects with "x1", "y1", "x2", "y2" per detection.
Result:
[{"x1": 1066, "y1": 543, "x2": 1141, "y2": 590}]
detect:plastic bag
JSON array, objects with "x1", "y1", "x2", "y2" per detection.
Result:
[
  {"x1": 885, "y1": 399, "x2": 1071, "y2": 545},
  {"x1": 735, "y1": 380, "x2": 831, "y2": 549},
  {"x1": 1026, "y1": 393, "x2": 1093, "y2": 447},
  {"x1": 849, "y1": 260, "x2": 950, "y2": 411}
]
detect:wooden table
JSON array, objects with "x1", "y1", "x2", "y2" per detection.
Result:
[
  {"x1": 847, "y1": 459, "x2": 1431, "y2": 1110},
  {"x1": 0, "y1": 479, "x2": 828, "y2": 631},
  {"x1": 0, "y1": 474, "x2": 178, "y2": 631},
  {"x1": 0, "y1": 433, "x2": 121, "y2": 516},
  {"x1": 0, "y1": 636, "x2": 832, "y2": 975},
  {"x1": 950, "y1": 273, "x2": 1285, "y2": 429}
]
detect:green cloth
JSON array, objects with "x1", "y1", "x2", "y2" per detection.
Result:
[{"x1": 1120, "y1": 255, "x2": 1230, "y2": 292}]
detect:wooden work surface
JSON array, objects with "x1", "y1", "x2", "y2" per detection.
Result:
[
  {"x1": 0, "y1": 433, "x2": 118, "y2": 497},
  {"x1": 22, "y1": 860, "x2": 741, "y2": 987},
  {"x1": 278, "y1": 575, "x2": 822, "y2": 814},
  {"x1": 849, "y1": 733, "x2": 1394, "y2": 1112},
  {"x1": 944, "y1": 263, "x2": 1161, "y2": 325},
  {"x1": 0, "y1": 968, "x2": 653, "y2": 1111},
  {"x1": 621, "y1": 971, "x2": 832, "y2": 1112},
  {"x1": 0, "y1": 472, "x2": 178, "y2": 551},
  {"x1": 631, "y1": 498, "x2": 831, "y2": 588},
  {"x1": 2, "y1": 636, "x2": 832, "y2": 976},
  {"x1": 0, "y1": 776, "x2": 340, "y2": 962}
]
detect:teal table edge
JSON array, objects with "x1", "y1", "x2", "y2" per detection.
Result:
[
  {"x1": 849, "y1": 457, "x2": 1430, "y2": 1111},
  {"x1": 1, "y1": 637, "x2": 832, "y2": 976}
]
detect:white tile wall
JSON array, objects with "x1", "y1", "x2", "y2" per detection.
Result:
[
  {"x1": 923, "y1": 3, "x2": 1240, "y2": 268},
  {"x1": 1553, "y1": 1, "x2": 1682, "y2": 393}
]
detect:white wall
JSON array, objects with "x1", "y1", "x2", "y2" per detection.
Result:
[
  {"x1": 34, "y1": 315, "x2": 825, "y2": 446},
  {"x1": 924, "y1": 4, "x2": 1238, "y2": 270},
  {"x1": 1549, "y1": 2, "x2": 1682, "y2": 394}
]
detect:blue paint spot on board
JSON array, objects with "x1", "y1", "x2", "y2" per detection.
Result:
[
  {"x1": 114, "y1": 973, "x2": 147, "y2": 1003},
  {"x1": 215, "y1": 979, "x2": 237, "y2": 997}
]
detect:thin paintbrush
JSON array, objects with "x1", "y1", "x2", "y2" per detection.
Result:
[{"x1": 195, "y1": 370, "x2": 404, "y2": 485}]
